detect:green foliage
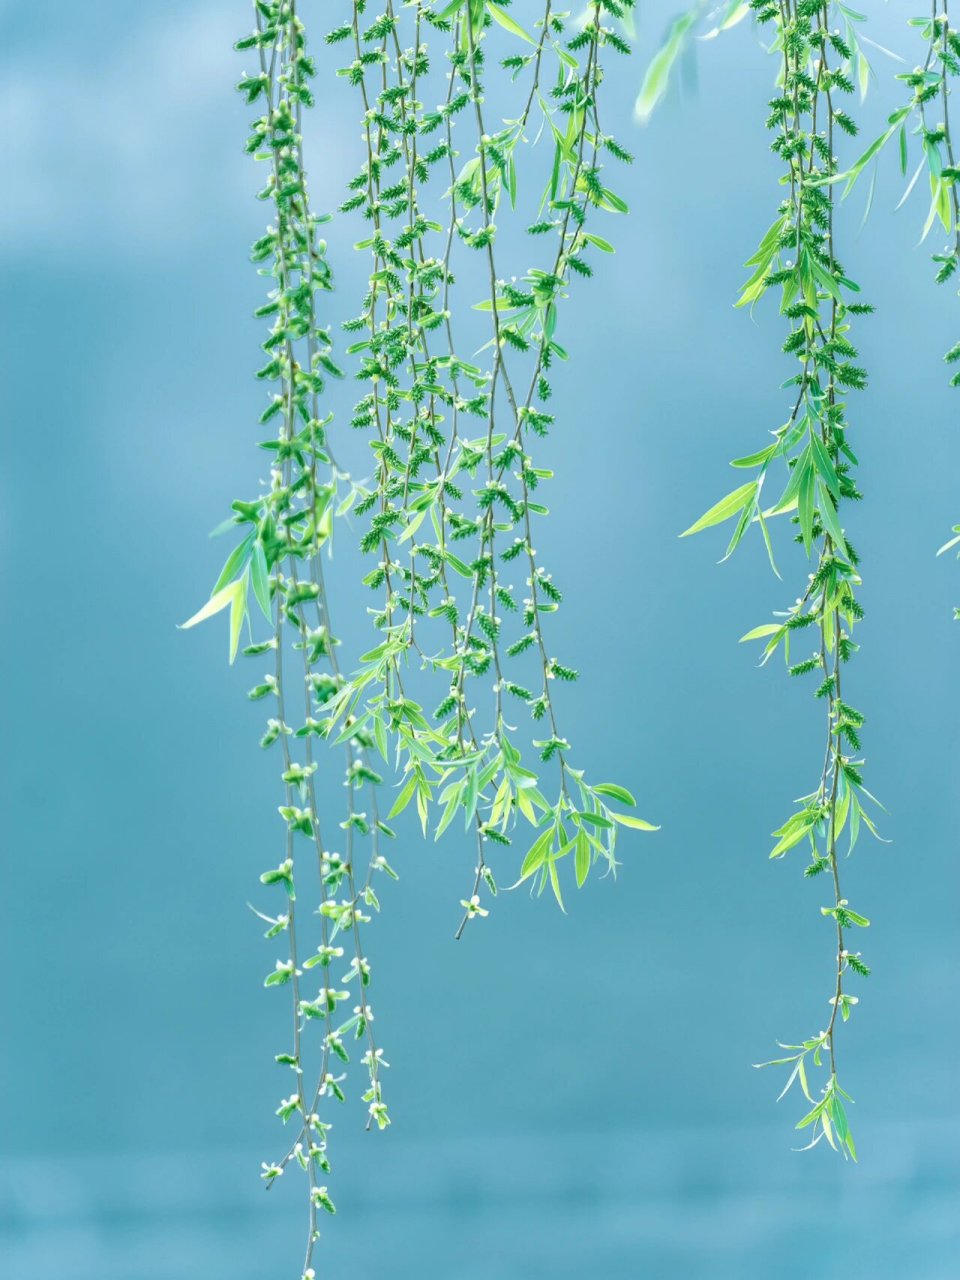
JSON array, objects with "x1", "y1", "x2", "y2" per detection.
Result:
[
  {"x1": 182, "y1": 0, "x2": 652, "y2": 1268},
  {"x1": 176, "y1": 0, "x2": 960, "y2": 1256},
  {"x1": 326, "y1": 0, "x2": 655, "y2": 938},
  {"x1": 185, "y1": 4, "x2": 395, "y2": 1272},
  {"x1": 682, "y1": 0, "x2": 883, "y2": 1156}
]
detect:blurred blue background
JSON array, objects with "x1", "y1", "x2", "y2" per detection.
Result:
[{"x1": 1, "y1": 2, "x2": 958, "y2": 1277}]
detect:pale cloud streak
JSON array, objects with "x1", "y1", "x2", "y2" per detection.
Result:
[{"x1": 0, "y1": 4, "x2": 351, "y2": 258}]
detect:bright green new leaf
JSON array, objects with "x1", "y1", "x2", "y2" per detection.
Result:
[
  {"x1": 180, "y1": 576, "x2": 247, "y2": 664},
  {"x1": 611, "y1": 813, "x2": 659, "y2": 831},
  {"x1": 739, "y1": 623, "x2": 783, "y2": 643},
  {"x1": 592, "y1": 782, "x2": 636, "y2": 806},
  {"x1": 518, "y1": 826, "x2": 555, "y2": 882},
  {"x1": 680, "y1": 482, "x2": 757, "y2": 537},
  {"x1": 486, "y1": 2, "x2": 536, "y2": 45},
  {"x1": 635, "y1": 9, "x2": 697, "y2": 124}
]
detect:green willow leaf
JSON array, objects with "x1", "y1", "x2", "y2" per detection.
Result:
[
  {"x1": 635, "y1": 9, "x2": 697, "y2": 124},
  {"x1": 592, "y1": 782, "x2": 636, "y2": 806},
  {"x1": 251, "y1": 541, "x2": 271, "y2": 621},
  {"x1": 680, "y1": 481, "x2": 757, "y2": 537},
  {"x1": 486, "y1": 1, "x2": 536, "y2": 45},
  {"x1": 611, "y1": 813, "x2": 659, "y2": 831},
  {"x1": 574, "y1": 829, "x2": 591, "y2": 888}
]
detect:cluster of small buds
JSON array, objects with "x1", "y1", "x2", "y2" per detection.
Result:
[
  {"x1": 368, "y1": 1101, "x2": 391, "y2": 1130},
  {"x1": 277, "y1": 1094, "x2": 301, "y2": 1121},
  {"x1": 238, "y1": 4, "x2": 637, "y2": 1268},
  {"x1": 460, "y1": 894, "x2": 489, "y2": 920},
  {"x1": 282, "y1": 761, "x2": 318, "y2": 787},
  {"x1": 320, "y1": 1071, "x2": 346, "y2": 1102},
  {"x1": 341, "y1": 955, "x2": 371, "y2": 984},
  {"x1": 311, "y1": 1186, "x2": 336, "y2": 1215},
  {"x1": 230, "y1": 6, "x2": 402, "y2": 1273}
]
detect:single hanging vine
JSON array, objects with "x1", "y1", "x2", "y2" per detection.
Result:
[
  {"x1": 325, "y1": 0, "x2": 655, "y2": 930},
  {"x1": 182, "y1": 3, "x2": 395, "y2": 1273},
  {"x1": 682, "y1": 0, "x2": 881, "y2": 1158}
]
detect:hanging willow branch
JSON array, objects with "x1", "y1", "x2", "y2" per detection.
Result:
[
  {"x1": 182, "y1": 0, "x2": 655, "y2": 1268},
  {"x1": 183, "y1": 2, "x2": 395, "y2": 1272},
  {"x1": 325, "y1": 0, "x2": 656, "y2": 929},
  {"x1": 682, "y1": 0, "x2": 882, "y2": 1158}
]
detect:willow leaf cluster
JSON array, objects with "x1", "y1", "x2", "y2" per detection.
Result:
[
  {"x1": 324, "y1": 0, "x2": 655, "y2": 930},
  {"x1": 681, "y1": 0, "x2": 882, "y2": 1159},
  {"x1": 181, "y1": 0, "x2": 655, "y2": 1267}
]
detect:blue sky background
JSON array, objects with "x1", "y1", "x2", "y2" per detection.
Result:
[{"x1": 1, "y1": 2, "x2": 958, "y2": 1277}]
